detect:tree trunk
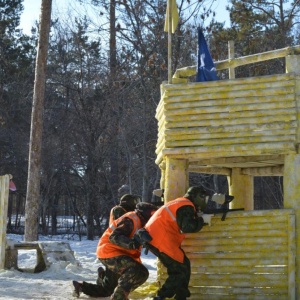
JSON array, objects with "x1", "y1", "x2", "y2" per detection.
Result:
[{"x1": 24, "y1": 0, "x2": 52, "y2": 241}]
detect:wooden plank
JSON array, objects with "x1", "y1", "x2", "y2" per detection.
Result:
[
  {"x1": 167, "y1": 73, "x2": 295, "y2": 92},
  {"x1": 184, "y1": 243, "x2": 287, "y2": 253},
  {"x1": 183, "y1": 257, "x2": 288, "y2": 267},
  {"x1": 165, "y1": 115, "x2": 296, "y2": 129},
  {"x1": 188, "y1": 287, "x2": 288, "y2": 300},
  {"x1": 165, "y1": 106, "x2": 296, "y2": 120},
  {"x1": 165, "y1": 134, "x2": 295, "y2": 148},
  {"x1": 190, "y1": 265, "x2": 288, "y2": 275},
  {"x1": 165, "y1": 122, "x2": 297, "y2": 135},
  {"x1": 164, "y1": 89, "x2": 295, "y2": 108},
  {"x1": 184, "y1": 231, "x2": 289, "y2": 243},
  {"x1": 162, "y1": 142, "x2": 296, "y2": 157},
  {"x1": 158, "y1": 273, "x2": 288, "y2": 288},
  {"x1": 165, "y1": 127, "x2": 296, "y2": 143},
  {"x1": 164, "y1": 83, "x2": 295, "y2": 100},
  {"x1": 188, "y1": 273, "x2": 288, "y2": 287},
  {"x1": 189, "y1": 154, "x2": 284, "y2": 164},
  {"x1": 186, "y1": 251, "x2": 287, "y2": 260}
]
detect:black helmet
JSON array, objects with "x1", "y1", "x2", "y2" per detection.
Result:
[
  {"x1": 184, "y1": 186, "x2": 209, "y2": 211},
  {"x1": 135, "y1": 202, "x2": 158, "y2": 223},
  {"x1": 120, "y1": 194, "x2": 141, "y2": 211}
]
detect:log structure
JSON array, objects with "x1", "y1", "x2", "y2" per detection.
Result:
[{"x1": 155, "y1": 46, "x2": 300, "y2": 299}]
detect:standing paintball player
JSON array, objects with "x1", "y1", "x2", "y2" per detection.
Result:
[
  {"x1": 72, "y1": 202, "x2": 157, "y2": 300},
  {"x1": 135, "y1": 186, "x2": 214, "y2": 300}
]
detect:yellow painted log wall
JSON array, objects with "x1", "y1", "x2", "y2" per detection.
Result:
[
  {"x1": 155, "y1": 74, "x2": 298, "y2": 164},
  {"x1": 157, "y1": 209, "x2": 295, "y2": 299}
]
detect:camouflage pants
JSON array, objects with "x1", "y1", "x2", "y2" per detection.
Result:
[
  {"x1": 81, "y1": 255, "x2": 149, "y2": 300},
  {"x1": 156, "y1": 249, "x2": 191, "y2": 300}
]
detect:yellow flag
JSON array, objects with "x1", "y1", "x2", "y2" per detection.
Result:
[{"x1": 164, "y1": 0, "x2": 179, "y2": 34}]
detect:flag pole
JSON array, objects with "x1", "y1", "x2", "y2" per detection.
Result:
[{"x1": 168, "y1": 0, "x2": 172, "y2": 84}]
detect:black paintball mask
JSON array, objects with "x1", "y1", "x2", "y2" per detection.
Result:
[{"x1": 184, "y1": 186, "x2": 209, "y2": 211}]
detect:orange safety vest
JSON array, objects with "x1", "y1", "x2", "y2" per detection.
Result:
[
  {"x1": 144, "y1": 197, "x2": 195, "y2": 263},
  {"x1": 109, "y1": 206, "x2": 127, "y2": 225},
  {"x1": 96, "y1": 211, "x2": 142, "y2": 263}
]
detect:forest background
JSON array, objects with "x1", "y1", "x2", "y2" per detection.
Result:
[{"x1": 1, "y1": 0, "x2": 299, "y2": 240}]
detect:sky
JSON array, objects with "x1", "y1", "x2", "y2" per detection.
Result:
[
  {"x1": 19, "y1": 0, "x2": 230, "y2": 36},
  {"x1": 1, "y1": 233, "x2": 158, "y2": 300}
]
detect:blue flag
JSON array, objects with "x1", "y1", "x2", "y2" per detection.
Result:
[{"x1": 196, "y1": 28, "x2": 219, "y2": 82}]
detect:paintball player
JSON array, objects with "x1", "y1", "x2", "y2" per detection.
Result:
[
  {"x1": 109, "y1": 194, "x2": 141, "y2": 225},
  {"x1": 96, "y1": 194, "x2": 141, "y2": 286},
  {"x1": 135, "y1": 186, "x2": 213, "y2": 300},
  {"x1": 72, "y1": 202, "x2": 158, "y2": 300}
]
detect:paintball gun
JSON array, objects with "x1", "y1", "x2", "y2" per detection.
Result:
[{"x1": 202, "y1": 194, "x2": 244, "y2": 221}]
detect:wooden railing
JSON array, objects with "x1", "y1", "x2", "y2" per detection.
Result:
[{"x1": 173, "y1": 44, "x2": 300, "y2": 80}]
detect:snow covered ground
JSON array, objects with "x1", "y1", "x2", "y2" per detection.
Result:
[{"x1": 0, "y1": 234, "x2": 158, "y2": 300}]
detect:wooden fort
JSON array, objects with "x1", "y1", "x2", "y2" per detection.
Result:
[{"x1": 155, "y1": 45, "x2": 300, "y2": 299}]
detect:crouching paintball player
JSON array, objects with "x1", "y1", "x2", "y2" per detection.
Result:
[
  {"x1": 135, "y1": 186, "x2": 214, "y2": 300},
  {"x1": 109, "y1": 194, "x2": 141, "y2": 225},
  {"x1": 72, "y1": 202, "x2": 158, "y2": 300}
]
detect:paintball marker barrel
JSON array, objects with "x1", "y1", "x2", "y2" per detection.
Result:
[{"x1": 205, "y1": 194, "x2": 243, "y2": 221}]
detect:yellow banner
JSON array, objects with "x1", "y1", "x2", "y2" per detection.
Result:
[{"x1": 164, "y1": 0, "x2": 179, "y2": 34}]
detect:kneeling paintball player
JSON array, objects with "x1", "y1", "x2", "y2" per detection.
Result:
[{"x1": 72, "y1": 202, "x2": 157, "y2": 300}]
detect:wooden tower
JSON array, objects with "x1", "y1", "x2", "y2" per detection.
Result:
[{"x1": 155, "y1": 45, "x2": 300, "y2": 299}]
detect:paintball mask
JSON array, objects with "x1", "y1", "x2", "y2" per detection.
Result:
[
  {"x1": 120, "y1": 194, "x2": 141, "y2": 211},
  {"x1": 184, "y1": 186, "x2": 209, "y2": 211}
]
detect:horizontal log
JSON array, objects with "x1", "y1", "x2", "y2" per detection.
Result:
[
  {"x1": 190, "y1": 265, "x2": 287, "y2": 275},
  {"x1": 215, "y1": 45, "x2": 300, "y2": 70},
  {"x1": 187, "y1": 251, "x2": 287, "y2": 261},
  {"x1": 166, "y1": 129, "x2": 295, "y2": 142},
  {"x1": 165, "y1": 104, "x2": 295, "y2": 119},
  {"x1": 183, "y1": 242, "x2": 287, "y2": 253},
  {"x1": 242, "y1": 166, "x2": 284, "y2": 176},
  {"x1": 158, "y1": 272, "x2": 288, "y2": 288},
  {"x1": 187, "y1": 286, "x2": 288, "y2": 298},
  {"x1": 162, "y1": 141, "x2": 296, "y2": 156},
  {"x1": 188, "y1": 166, "x2": 283, "y2": 176},
  {"x1": 184, "y1": 236, "x2": 287, "y2": 248},
  {"x1": 165, "y1": 134, "x2": 295, "y2": 148},
  {"x1": 188, "y1": 273, "x2": 288, "y2": 287},
  {"x1": 165, "y1": 117, "x2": 296, "y2": 131},
  {"x1": 164, "y1": 122, "x2": 297, "y2": 136},
  {"x1": 164, "y1": 86, "x2": 295, "y2": 104},
  {"x1": 189, "y1": 154, "x2": 284, "y2": 165},
  {"x1": 188, "y1": 166, "x2": 232, "y2": 175},
  {"x1": 166, "y1": 74, "x2": 294, "y2": 94}
]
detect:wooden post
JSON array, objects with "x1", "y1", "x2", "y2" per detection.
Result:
[
  {"x1": 284, "y1": 154, "x2": 300, "y2": 298},
  {"x1": 285, "y1": 56, "x2": 300, "y2": 297},
  {"x1": 228, "y1": 40, "x2": 235, "y2": 79},
  {"x1": 0, "y1": 175, "x2": 10, "y2": 269},
  {"x1": 164, "y1": 157, "x2": 188, "y2": 202},
  {"x1": 228, "y1": 168, "x2": 253, "y2": 210},
  {"x1": 286, "y1": 55, "x2": 300, "y2": 147}
]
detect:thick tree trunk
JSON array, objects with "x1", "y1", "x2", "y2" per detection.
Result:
[{"x1": 24, "y1": 0, "x2": 52, "y2": 241}]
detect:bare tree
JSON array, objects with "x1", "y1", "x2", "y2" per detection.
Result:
[{"x1": 24, "y1": 0, "x2": 52, "y2": 241}]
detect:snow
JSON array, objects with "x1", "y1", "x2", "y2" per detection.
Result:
[{"x1": 0, "y1": 234, "x2": 158, "y2": 300}]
